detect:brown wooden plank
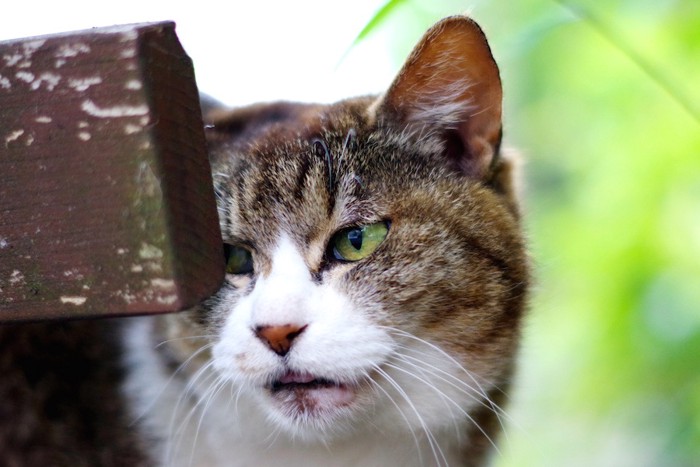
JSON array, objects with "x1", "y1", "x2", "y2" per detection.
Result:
[{"x1": 0, "y1": 22, "x2": 224, "y2": 321}]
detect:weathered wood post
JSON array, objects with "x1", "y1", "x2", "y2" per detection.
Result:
[{"x1": 0, "y1": 23, "x2": 224, "y2": 322}]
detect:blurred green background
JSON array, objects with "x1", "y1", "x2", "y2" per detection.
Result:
[{"x1": 360, "y1": 0, "x2": 700, "y2": 465}]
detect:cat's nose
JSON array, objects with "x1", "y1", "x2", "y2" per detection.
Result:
[{"x1": 254, "y1": 324, "x2": 307, "y2": 357}]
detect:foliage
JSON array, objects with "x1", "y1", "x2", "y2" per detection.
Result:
[{"x1": 358, "y1": 1, "x2": 700, "y2": 465}]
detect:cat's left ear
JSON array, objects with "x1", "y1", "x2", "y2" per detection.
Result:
[{"x1": 373, "y1": 16, "x2": 502, "y2": 180}]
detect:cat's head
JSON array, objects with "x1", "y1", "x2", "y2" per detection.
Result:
[{"x1": 166, "y1": 16, "x2": 527, "y2": 447}]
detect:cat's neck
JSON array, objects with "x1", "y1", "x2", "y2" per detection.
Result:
[{"x1": 165, "y1": 407, "x2": 463, "y2": 467}]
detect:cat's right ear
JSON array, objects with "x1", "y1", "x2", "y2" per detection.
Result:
[{"x1": 372, "y1": 16, "x2": 503, "y2": 181}]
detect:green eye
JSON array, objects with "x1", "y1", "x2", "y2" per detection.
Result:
[
  {"x1": 330, "y1": 222, "x2": 389, "y2": 262},
  {"x1": 224, "y1": 244, "x2": 254, "y2": 274}
]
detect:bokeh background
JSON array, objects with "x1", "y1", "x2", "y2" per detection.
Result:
[{"x1": 2, "y1": 1, "x2": 698, "y2": 465}]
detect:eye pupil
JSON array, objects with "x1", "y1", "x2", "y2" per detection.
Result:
[
  {"x1": 328, "y1": 221, "x2": 389, "y2": 262},
  {"x1": 347, "y1": 229, "x2": 363, "y2": 250}
]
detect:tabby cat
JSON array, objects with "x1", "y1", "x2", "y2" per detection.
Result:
[{"x1": 0, "y1": 16, "x2": 528, "y2": 466}]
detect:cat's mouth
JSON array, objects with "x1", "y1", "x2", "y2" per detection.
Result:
[
  {"x1": 266, "y1": 370, "x2": 356, "y2": 415},
  {"x1": 270, "y1": 371, "x2": 336, "y2": 391}
]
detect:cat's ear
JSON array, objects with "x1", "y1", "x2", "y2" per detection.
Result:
[{"x1": 373, "y1": 16, "x2": 502, "y2": 180}]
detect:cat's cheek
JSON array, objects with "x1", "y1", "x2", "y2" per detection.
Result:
[
  {"x1": 285, "y1": 287, "x2": 393, "y2": 374},
  {"x1": 210, "y1": 294, "x2": 278, "y2": 385}
]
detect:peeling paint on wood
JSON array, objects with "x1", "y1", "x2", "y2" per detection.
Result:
[{"x1": 0, "y1": 22, "x2": 224, "y2": 322}]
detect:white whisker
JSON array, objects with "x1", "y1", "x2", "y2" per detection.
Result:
[
  {"x1": 382, "y1": 327, "x2": 490, "y2": 395},
  {"x1": 167, "y1": 360, "x2": 218, "y2": 466},
  {"x1": 130, "y1": 342, "x2": 215, "y2": 427},
  {"x1": 373, "y1": 365, "x2": 448, "y2": 467},
  {"x1": 384, "y1": 359, "x2": 462, "y2": 440},
  {"x1": 384, "y1": 361, "x2": 500, "y2": 456},
  {"x1": 380, "y1": 325, "x2": 511, "y2": 444},
  {"x1": 154, "y1": 335, "x2": 215, "y2": 349},
  {"x1": 189, "y1": 376, "x2": 229, "y2": 467},
  {"x1": 395, "y1": 349, "x2": 511, "y2": 422},
  {"x1": 367, "y1": 374, "x2": 424, "y2": 465}
]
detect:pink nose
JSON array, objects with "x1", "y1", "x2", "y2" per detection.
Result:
[{"x1": 254, "y1": 324, "x2": 307, "y2": 356}]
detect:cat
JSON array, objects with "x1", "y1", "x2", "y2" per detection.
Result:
[{"x1": 0, "y1": 15, "x2": 528, "y2": 467}]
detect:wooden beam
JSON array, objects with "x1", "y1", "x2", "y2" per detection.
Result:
[{"x1": 0, "y1": 22, "x2": 224, "y2": 322}]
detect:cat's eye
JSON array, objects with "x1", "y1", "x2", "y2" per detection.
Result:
[
  {"x1": 329, "y1": 222, "x2": 389, "y2": 262},
  {"x1": 224, "y1": 244, "x2": 254, "y2": 275}
]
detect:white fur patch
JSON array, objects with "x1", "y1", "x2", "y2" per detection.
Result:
[
  {"x1": 213, "y1": 233, "x2": 392, "y2": 389},
  {"x1": 248, "y1": 234, "x2": 315, "y2": 327},
  {"x1": 122, "y1": 232, "x2": 498, "y2": 466}
]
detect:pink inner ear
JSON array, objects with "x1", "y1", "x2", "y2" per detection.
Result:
[{"x1": 376, "y1": 16, "x2": 503, "y2": 179}]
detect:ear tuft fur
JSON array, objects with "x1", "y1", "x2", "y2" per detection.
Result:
[{"x1": 375, "y1": 16, "x2": 503, "y2": 180}]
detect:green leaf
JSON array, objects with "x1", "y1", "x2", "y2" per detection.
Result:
[{"x1": 352, "y1": 0, "x2": 408, "y2": 46}]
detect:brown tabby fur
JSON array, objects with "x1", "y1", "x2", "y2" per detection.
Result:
[{"x1": 0, "y1": 16, "x2": 527, "y2": 466}]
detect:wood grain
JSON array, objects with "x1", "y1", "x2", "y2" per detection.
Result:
[{"x1": 0, "y1": 23, "x2": 224, "y2": 321}]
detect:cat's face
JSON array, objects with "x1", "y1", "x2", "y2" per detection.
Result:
[{"x1": 163, "y1": 16, "x2": 527, "y2": 447}]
